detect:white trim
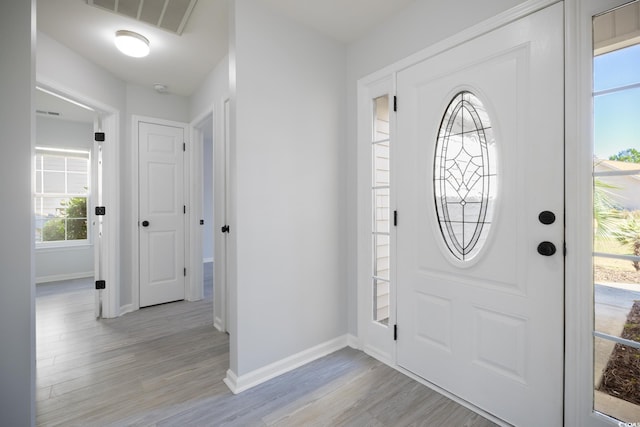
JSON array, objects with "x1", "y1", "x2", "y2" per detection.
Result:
[
  {"x1": 213, "y1": 316, "x2": 224, "y2": 332},
  {"x1": 217, "y1": 98, "x2": 231, "y2": 333},
  {"x1": 187, "y1": 110, "x2": 211, "y2": 303},
  {"x1": 223, "y1": 335, "x2": 349, "y2": 394},
  {"x1": 362, "y1": 344, "x2": 394, "y2": 367},
  {"x1": 203, "y1": 257, "x2": 214, "y2": 264},
  {"x1": 35, "y1": 271, "x2": 93, "y2": 284},
  {"x1": 346, "y1": 334, "x2": 359, "y2": 349},
  {"x1": 357, "y1": 75, "x2": 397, "y2": 364},
  {"x1": 119, "y1": 303, "x2": 134, "y2": 316}
]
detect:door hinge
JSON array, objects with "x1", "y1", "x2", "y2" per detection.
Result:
[
  {"x1": 393, "y1": 95, "x2": 397, "y2": 112},
  {"x1": 221, "y1": 225, "x2": 230, "y2": 233},
  {"x1": 184, "y1": 268, "x2": 187, "y2": 277},
  {"x1": 95, "y1": 280, "x2": 106, "y2": 290},
  {"x1": 393, "y1": 210, "x2": 398, "y2": 226},
  {"x1": 394, "y1": 324, "x2": 398, "y2": 341},
  {"x1": 95, "y1": 206, "x2": 106, "y2": 216},
  {"x1": 563, "y1": 241, "x2": 567, "y2": 256},
  {"x1": 183, "y1": 142, "x2": 186, "y2": 152},
  {"x1": 94, "y1": 132, "x2": 105, "y2": 142},
  {"x1": 184, "y1": 205, "x2": 186, "y2": 214}
]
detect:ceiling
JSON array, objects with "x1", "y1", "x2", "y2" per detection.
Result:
[
  {"x1": 37, "y1": 0, "x2": 414, "y2": 100},
  {"x1": 36, "y1": 87, "x2": 96, "y2": 123}
]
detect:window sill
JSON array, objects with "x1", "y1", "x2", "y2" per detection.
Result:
[{"x1": 36, "y1": 242, "x2": 93, "y2": 252}]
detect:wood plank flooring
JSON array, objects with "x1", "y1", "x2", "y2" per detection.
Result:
[{"x1": 36, "y1": 264, "x2": 497, "y2": 426}]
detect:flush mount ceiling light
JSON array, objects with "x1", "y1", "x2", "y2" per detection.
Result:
[{"x1": 114, "y1": 30, "x2": 150, "y2": 58}]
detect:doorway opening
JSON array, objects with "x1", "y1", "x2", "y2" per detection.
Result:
[{"x1": 191, "y1": 110, "x2": 215, "y2": 306}]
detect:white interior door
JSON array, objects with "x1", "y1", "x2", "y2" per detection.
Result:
[
  {"x1": 139, "y1": 120, "x2": 186, "y2": 307},
  {"x1": 396, "y1": 4, "x2": 564, "y2": 426}
]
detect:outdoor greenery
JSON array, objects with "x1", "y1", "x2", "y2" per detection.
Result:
[
  {"x1": 42, "y1": 197, "x2": 87, "y2": 242},
  {"x1": 613, "y1": 212, "x2": 640, "y2": 272},
  {"x1": 609, "y1": 148, "x2": 640, "y2": 163},
  {"x1": 595, "y1": 148, "x2": 640, "y2": 273}
]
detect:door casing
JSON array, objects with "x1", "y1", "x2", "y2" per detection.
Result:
[{"x1": 356, "y1": 0, "x2": 566, "y2": 424}]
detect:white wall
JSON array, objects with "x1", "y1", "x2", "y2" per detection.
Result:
[
  {"x1": 35, "y1": 117, "x2": 94, "y2": 282},
  {"x1": 0, "y1": 1, "x2": 35, "y2": 424},
  {"x1": 230, "y1": 0, "x2": 347, "y2": 377},
  {"x1": 344, "y1": 0, "x2": 528, "y2": 335},
  {"x1": 37, "y1": 32, "x2": 126, "y2": 112}
]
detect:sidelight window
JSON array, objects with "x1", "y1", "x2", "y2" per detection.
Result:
[{"x1": 372, "y1": 95, "x2": 391, "y2": 324}]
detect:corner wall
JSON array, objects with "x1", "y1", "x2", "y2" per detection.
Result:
[
  {"x1": 230, "y1": 0, "x2": 348, "y2": 379},
  {"x1": 0, "y1": 1, "x2": 35, "y2": 424}
]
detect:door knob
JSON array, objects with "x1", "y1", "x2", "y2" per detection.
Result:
[
  {"x1": 538, "y1": 211, "x2": 556, "y2": 225},
  {"x1": 537, "y1": 241, "x2": 556, "y2": 256},
  {"x1": 141, "y1": 220, "x2": 150, "y2": 227}
]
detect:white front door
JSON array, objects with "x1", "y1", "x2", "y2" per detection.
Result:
[
  {"x1": 396, "y1": 4, "x2": 564, "y2": 426},
  {"x1": 139, "y1": 121, "x2": 186, "y2": 307}
]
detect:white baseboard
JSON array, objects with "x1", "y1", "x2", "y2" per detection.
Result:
[
  {"x1": 36, "y1": 271, "x2": 93, "y2": 284},
  {"x1": 203, "y1": 257, "x2": 213, "y2": 263},
  {"x1": 346, "y1": 334, "x2": 360, "y2": 349},
  {"x1": 214, "y1": 316, "x2": 225, "y2": 332},
  {"x1": 224, "y1": 334, "x2": 349, "y2": 394},
  {"x1": 119, "y1": 304, "x2": 134, "y2": 316},
  {"x1": 362, "y1": 344, "x2": 394, "y2": 366}
]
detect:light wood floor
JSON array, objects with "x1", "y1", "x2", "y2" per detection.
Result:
[{"x1": 36, "y1": 264, "x2": 497, "y2": 426}]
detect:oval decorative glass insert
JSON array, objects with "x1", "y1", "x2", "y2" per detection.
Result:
[{"x1": 433, "y1": 91, "x2": 496, "y2": 261}]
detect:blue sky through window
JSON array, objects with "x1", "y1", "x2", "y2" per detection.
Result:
[{"x1": 593, "y1": 43, "x2": 640, "y2": 159}]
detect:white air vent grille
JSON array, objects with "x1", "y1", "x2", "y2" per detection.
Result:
[{"x1": 87, "y1": 0, "x2": 197, "y2": 35}]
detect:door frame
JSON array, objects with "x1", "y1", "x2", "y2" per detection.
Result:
[
  {"x1": 188, "y1": 109, "x2": 212, "y2": 303},
  {"x1": 564, "y1": 0, "x2": 636, "y2": 425},
  {"x1": 35, "y1": 79, "x2": 121, "y2": 319},
  {"x1": 356, "y1": 75, "x2": 397, "y2": 365},
  {"x1": 190, "y1": 98, "x2": 230, "y2": 332},
  {"x1": 131, "y1": 115, "x2": 189, "y2": 310},
  {"x1": 356, "y1": 0, "x2": 563, "y2": 424}
]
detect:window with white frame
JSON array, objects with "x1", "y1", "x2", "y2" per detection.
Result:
[
  {"x1": 34, "y1": 147, "x2": 90, "y2": 245},
  {"x1": 372, "y1": 95, "x2": 391, "y2": 324}
]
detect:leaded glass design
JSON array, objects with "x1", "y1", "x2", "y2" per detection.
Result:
[{"x1": 434, "y1": 91, "x2": 497, "y2": 261}]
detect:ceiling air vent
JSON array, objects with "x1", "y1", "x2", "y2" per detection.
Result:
[{"x1": 87, "y1": 0, "x2": 198, "y2": 35}]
